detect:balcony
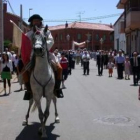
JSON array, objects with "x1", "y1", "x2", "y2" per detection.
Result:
[
  {"x1": 117, "y1": 0, "x2": 127, "y2": 9},
  {"x1": 126, "y1": 11, "x2": 140, "y2": 29},
  {"x1": 119, "y1": 21, "x2": 125, "y2": 33},
  {"x1": 121, "y1": 0, "x2": 127, "y2": 3}
]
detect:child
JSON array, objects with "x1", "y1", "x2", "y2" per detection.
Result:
[
  {"x1": 124, "y1": 56, "x2": 131, "y2": 80},
  {"x1": 107, "y1": 60, "x2": 114, "y2": 77}
]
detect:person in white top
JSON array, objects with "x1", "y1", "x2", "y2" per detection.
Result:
[
  {"x1": 5, "y1": 48, "x2": 12, "y2": 61},
  {"x1": 1, "y1": 53, "x2": 13, "y2": 95},
  {"x1": 82, "y1": 51, "x2": 90, "y2": 75},
  {"x1": 11, "y1": 51, "x2": 16, "y2": 73},
  {"x1": 51, "y1": 49, "x2": 63, "y2": 96}
]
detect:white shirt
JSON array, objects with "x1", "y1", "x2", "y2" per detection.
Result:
[
  {"x1": 107, "y1": 62, "x2": 114, "y2": 69},
  {"x1": 11, "y1": 54, "x2": 16, "y2": 62},
  {"x1": 26, "y1": 28, "x2": 54, "y2": 51},
  {"x1": 6, "y1": 51, "x2": 12, "y2": 60},
  {"x1": 82, "y1": 54, "x2": 90, "y2": 62},
  {"x1": 133, "y1": 57, "x2": 138, "y2": 66},
  {"x1": 14, "y1": 59, "x2": 19, "y2": 67},
  {"x1": 1, "y1": 60, "x2": 13, "y2": 72}
]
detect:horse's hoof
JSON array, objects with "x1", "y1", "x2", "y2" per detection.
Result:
[
  {"x1": 55, "y1": 117, "x2": 60, "y2": 123},
  {"x1": 38, "y1": 127, "x2": 42, "y2": 136},
  {"x1": 41, "y1": 134, "x2": 47, "y2": 138},
  {"x1": 22, "y1": 120, "x2": 28, "y2": 126}
]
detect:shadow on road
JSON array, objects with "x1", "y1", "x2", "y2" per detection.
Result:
[
  {"x1": 0, "y1": 93, "x2": 9, "y2": 97},
  {"x1": 12, "y1": 81, "x2": 19, "y2": 84},
  {"x1": 15, "y1": 122, "x2": 60, "y2": 140},
  {"x1": 130, "y1": 84, "x2": 139, "y2": 87},
  {"x1": 14, "y1": 89, "x2": 23, "y2": 92}
]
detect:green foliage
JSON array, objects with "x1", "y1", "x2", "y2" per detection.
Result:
[{"x1": 4, "y1": 40, "x2": 11, "y2": 48}]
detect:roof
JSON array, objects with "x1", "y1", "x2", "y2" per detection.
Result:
[
  {"x1": 6, "y1": 12, "x2": 28, "y2": 26},
  {"x1": 116, "y1": 0, "x2": 127, "y2": 9},
  {"x1": 49, "y1": 22, "x2": 114, "y2": 32},
  {"x1": 114, "y1": 12, "x2": 124, "y2": 26}
]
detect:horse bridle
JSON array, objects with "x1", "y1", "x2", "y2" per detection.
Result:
[{"x1": 32, "y1": 32, "x2": 47, "y2": 58}]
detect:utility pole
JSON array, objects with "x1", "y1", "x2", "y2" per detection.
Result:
[
  {"x1": 0, "y1": 0, "x2": 4, "y2": 53},
  {"x1": 77, "y1": 11, "x2": 85, "y2": 22},
  {"x1": 20, "y1": 4, "x2": 23, "y2": 30}
]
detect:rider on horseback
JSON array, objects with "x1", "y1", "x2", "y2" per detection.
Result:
[{"x1": 23, "y1": 14, "x2": 63, "y2": 99}]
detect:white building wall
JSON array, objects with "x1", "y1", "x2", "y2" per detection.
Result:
[{"x1": 114, "y1": 15, "x2": 126, "y2": 53}]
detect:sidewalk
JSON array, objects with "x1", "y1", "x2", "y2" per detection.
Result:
[{"x1": 0, "y1": 74, "x2": 17, "y2": 94}]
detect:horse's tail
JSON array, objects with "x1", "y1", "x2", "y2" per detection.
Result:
[
  {"x1": 31, "y1": 98, "x2": 42, "y2": 112},
  {"x1": 31, "y1": 101, "x2": 37, "y2": 112}
]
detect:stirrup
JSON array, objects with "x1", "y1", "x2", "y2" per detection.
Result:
[
  {"x1": 55, "y1": 89, "x2": 64, "y2": 98},
  {"x1": 23, "y1": 91, "x2": 32, "y2": 100}
]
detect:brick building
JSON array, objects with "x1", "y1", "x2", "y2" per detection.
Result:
[
  {"x1": 3, "y1": 3, "x2": 28, "y2": 42},
  {"x1": 49, "y1": 22, "x2": 114, "y2": 51}
]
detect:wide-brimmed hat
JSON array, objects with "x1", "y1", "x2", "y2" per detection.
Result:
[{"x1": 28, "y1": 14, "x2": 43, "y2": 22}]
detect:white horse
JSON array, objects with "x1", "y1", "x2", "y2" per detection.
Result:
[{"x1": 23, "y1": 28, "x2": 60, "y2": 138}]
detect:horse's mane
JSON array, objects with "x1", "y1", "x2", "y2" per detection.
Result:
[{"x1": 30, "y1": 54, "x2": 36, "y2": 71}]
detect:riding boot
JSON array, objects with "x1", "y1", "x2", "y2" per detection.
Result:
[
  {"x1": 55, "y1": 80, "x2": 64, "y2": 98},
  {"x1": 23, "y1": 82, "x2": 32, "y2": 100}
]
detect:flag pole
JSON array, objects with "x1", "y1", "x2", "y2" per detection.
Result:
[{"x1": 10, "y1": 20, "x2": 23, "y2": 33}]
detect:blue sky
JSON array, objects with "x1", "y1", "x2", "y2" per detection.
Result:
[{"x1": 7, "y1": 0, "x2": 124, "y2": 26}]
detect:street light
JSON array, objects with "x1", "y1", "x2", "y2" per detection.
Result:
[
  {"x1": 29, "y1": 8, "x2": 33, "y2": 18},
  {"x1": 100, "y1": 37, "x2": 104, "y2": 50},
  {"x1": 66, "y1": 34, "x2": 70, "y2": 50}
]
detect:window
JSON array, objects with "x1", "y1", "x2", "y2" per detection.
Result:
[
  {"x1": 55, "y1": 34, "x2": 58, "y2": 41},
  {"x1": 103, "y1": 35, "x2": 106, "y2": 41},
  {"x1": 95, "y1": 34, "x2": 99, "y2": 40},
  {"x1": 88, "y1": 34, "x2": 92, "y2": 41},
  {"x1": 60, "y1": 34, "x2": 63, "y2": 41},
  {"x1": 110, "y1": 35, "x2": 113, "y2": 41},
  {"x1": 77, "y1": 33, "x2": 82, "y2": 40}
]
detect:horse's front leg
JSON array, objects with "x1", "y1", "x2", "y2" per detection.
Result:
[
  {"x1": 52, "y1": 95, "x2": 60, "y2": 123},
  {"x1": 22, "y1": 98, "x2": 34, "y2": 126},
  {"x1": 34, "y1": 98, "x2": 47, "y2": 138}
]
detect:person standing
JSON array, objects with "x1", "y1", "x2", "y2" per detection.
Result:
[
  {"x1": 124, "y1": 56, "x2": 131, "y2": 80},
  {"x1": 115, "y1": 50, "x2": 125, "y2": 79},
  {"x1": 11, "y1": 51, "x2": 16, "y2": 74},
  {"x1": 17, "y1": 56, "x2": 24, "y2": 91},
  {"x1": 0, "y1": 53, "x2": 13, "y2": 95},
  {"x1": 66, "y1": 50, "x2": 73, "y2": 75},
  {"x1": 96, "y1": 50, "x2": 104, "y2": 76},
  {"x1": 82, "y1": 51, "x2": 90, "y2": 75},
  {"x1": 60, "y1": 52, "x2": 68, "y2": 89},
  {"x1": 107, "y1": 60, "x2": 114, "y2": 77},
  {"x1": 130, "y1": 52, "x2": 140, "y2": 85},
  {"x1": 103, "y1": 51, "x2": 109, "y2": 69},
  {"x1": 71, "y1": 51, "x2": 76, "y2": 69},
  {"x1": 75, "y1": 50, "x2": 81, "y2": 65}
]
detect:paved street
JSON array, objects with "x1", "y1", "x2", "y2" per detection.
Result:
[{"x1": 0, "y1": 60, "x2": 140, "y2": 140}]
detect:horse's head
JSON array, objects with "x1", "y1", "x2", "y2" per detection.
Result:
[{"x1": 32, "y1": 29, "x2": 46, "y2": 57}]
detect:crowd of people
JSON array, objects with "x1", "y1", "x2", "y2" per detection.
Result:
[
  {"x1": 0, "y1": 13, "x2": 140, "y2": 98},
  {"x1": 0, "y1": 47, "x2": 140, "y2": 96},
  {"x1": 93, "y1": 49, "x2": 140, "y2": 86}
]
